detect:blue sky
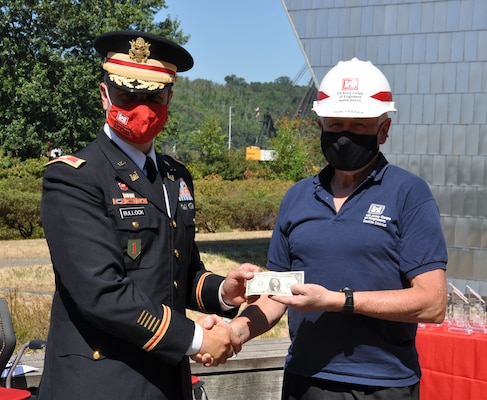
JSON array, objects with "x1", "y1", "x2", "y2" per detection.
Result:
[{"x1": 157, "y1": 0, "x2": 311, "y2": 85}]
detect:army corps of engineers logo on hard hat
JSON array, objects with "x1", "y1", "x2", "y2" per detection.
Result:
[
  {"x1": 342, "y1": 78, "x2": 359, "y2": 90},
  {"x1": 129, "y1": 37, "x2": 151, "y2": 63}
]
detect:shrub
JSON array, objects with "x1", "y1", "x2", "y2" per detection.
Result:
[
  {"x1": 0, "y1": 152, "x2": 47, "y2": 180},
  {"x1": 0, "y1": 150, "x2": 301, "y2": 237},
  {"x1": 0, "y1": 177, "x2": 43, "y2": 239},
  {"x1": 194, "y1": 177, "x2": 293, "y2": 232}
]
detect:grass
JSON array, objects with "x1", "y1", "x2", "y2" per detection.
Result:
[
  {"x1": 0, "y1": 232, "x2": 289, "y2": 351},
  {"x1": 3, "y1": 289, "x2": 53, "y2": 347}
]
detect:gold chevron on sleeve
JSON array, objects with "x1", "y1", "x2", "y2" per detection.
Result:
[{"x1": 140, "y1": 305, "x2": 171, "y2": 351}]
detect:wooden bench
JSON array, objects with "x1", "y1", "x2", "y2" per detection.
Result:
[
  {"x1": 191, "y1": 337, "x2": 290, "y2": 399},
  {"x1": 8, "y1": 337, "x2": 290, "y2": 399}
]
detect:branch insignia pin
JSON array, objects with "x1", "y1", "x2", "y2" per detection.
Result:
[{"x1": 129, "y1": 171, "x2": 140, "y2": 181}]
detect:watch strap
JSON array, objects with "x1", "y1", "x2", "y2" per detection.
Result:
[{"x1": 340, "y1": 287, "x2": 354, "y2": 313}]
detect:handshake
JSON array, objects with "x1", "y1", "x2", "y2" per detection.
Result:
[
  {"x1": 190, "y1": 314, "x2": 240, "y2": 367},
  {"x1": 190, "y1": 262, "x2": 260, "y2": 367},
  {"x1": 189, "y1": 265, "x2": 307, "y2": 366}
]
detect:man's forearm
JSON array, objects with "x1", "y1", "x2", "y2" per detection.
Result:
[{"x1": 230, "y1": 296, "x2": 287, "y2": 343}]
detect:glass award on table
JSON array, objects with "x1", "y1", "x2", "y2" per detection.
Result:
[
  {"x1": 448, "y1": 283, "x2": 473, "y2": 334},
  {"x1": 466, "y1": 285, "x2": 487, "y2": 333}
]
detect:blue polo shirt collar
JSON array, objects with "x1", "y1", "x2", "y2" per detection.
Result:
[{"x1": 316, "y1": 152, "x2": 390, "y2": 188}]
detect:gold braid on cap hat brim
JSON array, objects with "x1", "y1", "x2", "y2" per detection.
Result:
[{"x1": 108, "y1": 74, "x2": 171, "y2": 91}]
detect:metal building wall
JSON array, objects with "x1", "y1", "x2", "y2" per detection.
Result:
[{"x1": 281, "y1": 0, "x2": 487, "y2": 294}]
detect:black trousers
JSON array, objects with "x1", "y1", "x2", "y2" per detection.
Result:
[{"x1": 282, "y1": 372, "x2": 420, "y2": 400}]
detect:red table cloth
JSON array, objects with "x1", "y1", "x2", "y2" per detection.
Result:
[
  {"x1": 416, "y1": 324, "x2": 487, "y2": 400},
  {"x1": 0, "y1": 387, "x2": 31, "y2": 400}
]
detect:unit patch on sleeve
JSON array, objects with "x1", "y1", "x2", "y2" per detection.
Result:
[{"x1": 178, "y1": 178, "x2": 194, "y2": 201}]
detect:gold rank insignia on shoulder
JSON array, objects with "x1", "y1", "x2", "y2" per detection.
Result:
[
  {"x1": 45, "y1": 155, "x2": 86, "y2": 168},
  {"x1": 129, "y1": 37, "x2": 151, "y2": 63}
]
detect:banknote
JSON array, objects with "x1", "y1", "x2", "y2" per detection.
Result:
[{"x1": 246, "y1": 271, "x2": 304, "y2": 296}]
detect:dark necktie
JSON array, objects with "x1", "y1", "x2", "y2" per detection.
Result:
[
  {"x1": 144, "y1": 156, "x2": 158, "y2": 183},
  {"x1": 144, "y1": 156, "x2": 168, "y2": 215}
]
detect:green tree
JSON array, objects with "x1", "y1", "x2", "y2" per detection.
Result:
[
  {"x1": 0, "y1": 0, "x2": 187, "y2": 159},
  {"x1": 191, "y1": 117, "x2": 226, "y2": 162},
  {"x1": 186, "y1": 116, "x2": 236, "y2": 179},
  {"x1": 266, "y1": 117, "x2": 321, "y2": 181}
]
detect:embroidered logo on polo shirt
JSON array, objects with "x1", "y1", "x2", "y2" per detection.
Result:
[{"x1": 363, "y1": 203, "x2": 391, "y2": 228}]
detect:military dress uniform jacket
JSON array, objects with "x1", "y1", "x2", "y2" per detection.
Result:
[{"x1": 37, "y1": 132, "x2": 236, "y2": 400}]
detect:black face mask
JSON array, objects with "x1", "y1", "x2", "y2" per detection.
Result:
[{"x1": 320, "y1": 130, "x2": 379, "y2": 171}]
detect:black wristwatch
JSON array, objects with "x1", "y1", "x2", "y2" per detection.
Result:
[{"x1": 340, "y1": 287, "x2": 354, "y2": 313}]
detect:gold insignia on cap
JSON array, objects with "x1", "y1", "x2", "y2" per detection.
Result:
[{"x1": 129, "y1": 37, "x2": 151, "y2": 63}]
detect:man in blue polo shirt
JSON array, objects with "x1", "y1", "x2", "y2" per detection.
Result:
[{"x1": 226, "y1": 58, "x2": 448, "y2": 400}]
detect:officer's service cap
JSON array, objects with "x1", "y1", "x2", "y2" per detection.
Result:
[{"x1": 94, "y1": 30, "x2": 193, "y2": 94}]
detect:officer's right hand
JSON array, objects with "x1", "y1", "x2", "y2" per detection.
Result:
[{"x1": 191, "y1": 315, "x2": 240, "y2": 366}]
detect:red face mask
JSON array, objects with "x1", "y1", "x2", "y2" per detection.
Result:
[{"x1": 106, "y1": 101, "x2": 168, "y2": 144}]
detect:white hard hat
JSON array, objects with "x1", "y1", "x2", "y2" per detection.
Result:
[{"x1": 312, "y1": 58, "x2": 397, "y2": 118}]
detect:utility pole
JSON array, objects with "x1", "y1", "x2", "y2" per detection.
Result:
[{"x1": 228, "y1": 106, "x2": 232, "y2": 150}]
